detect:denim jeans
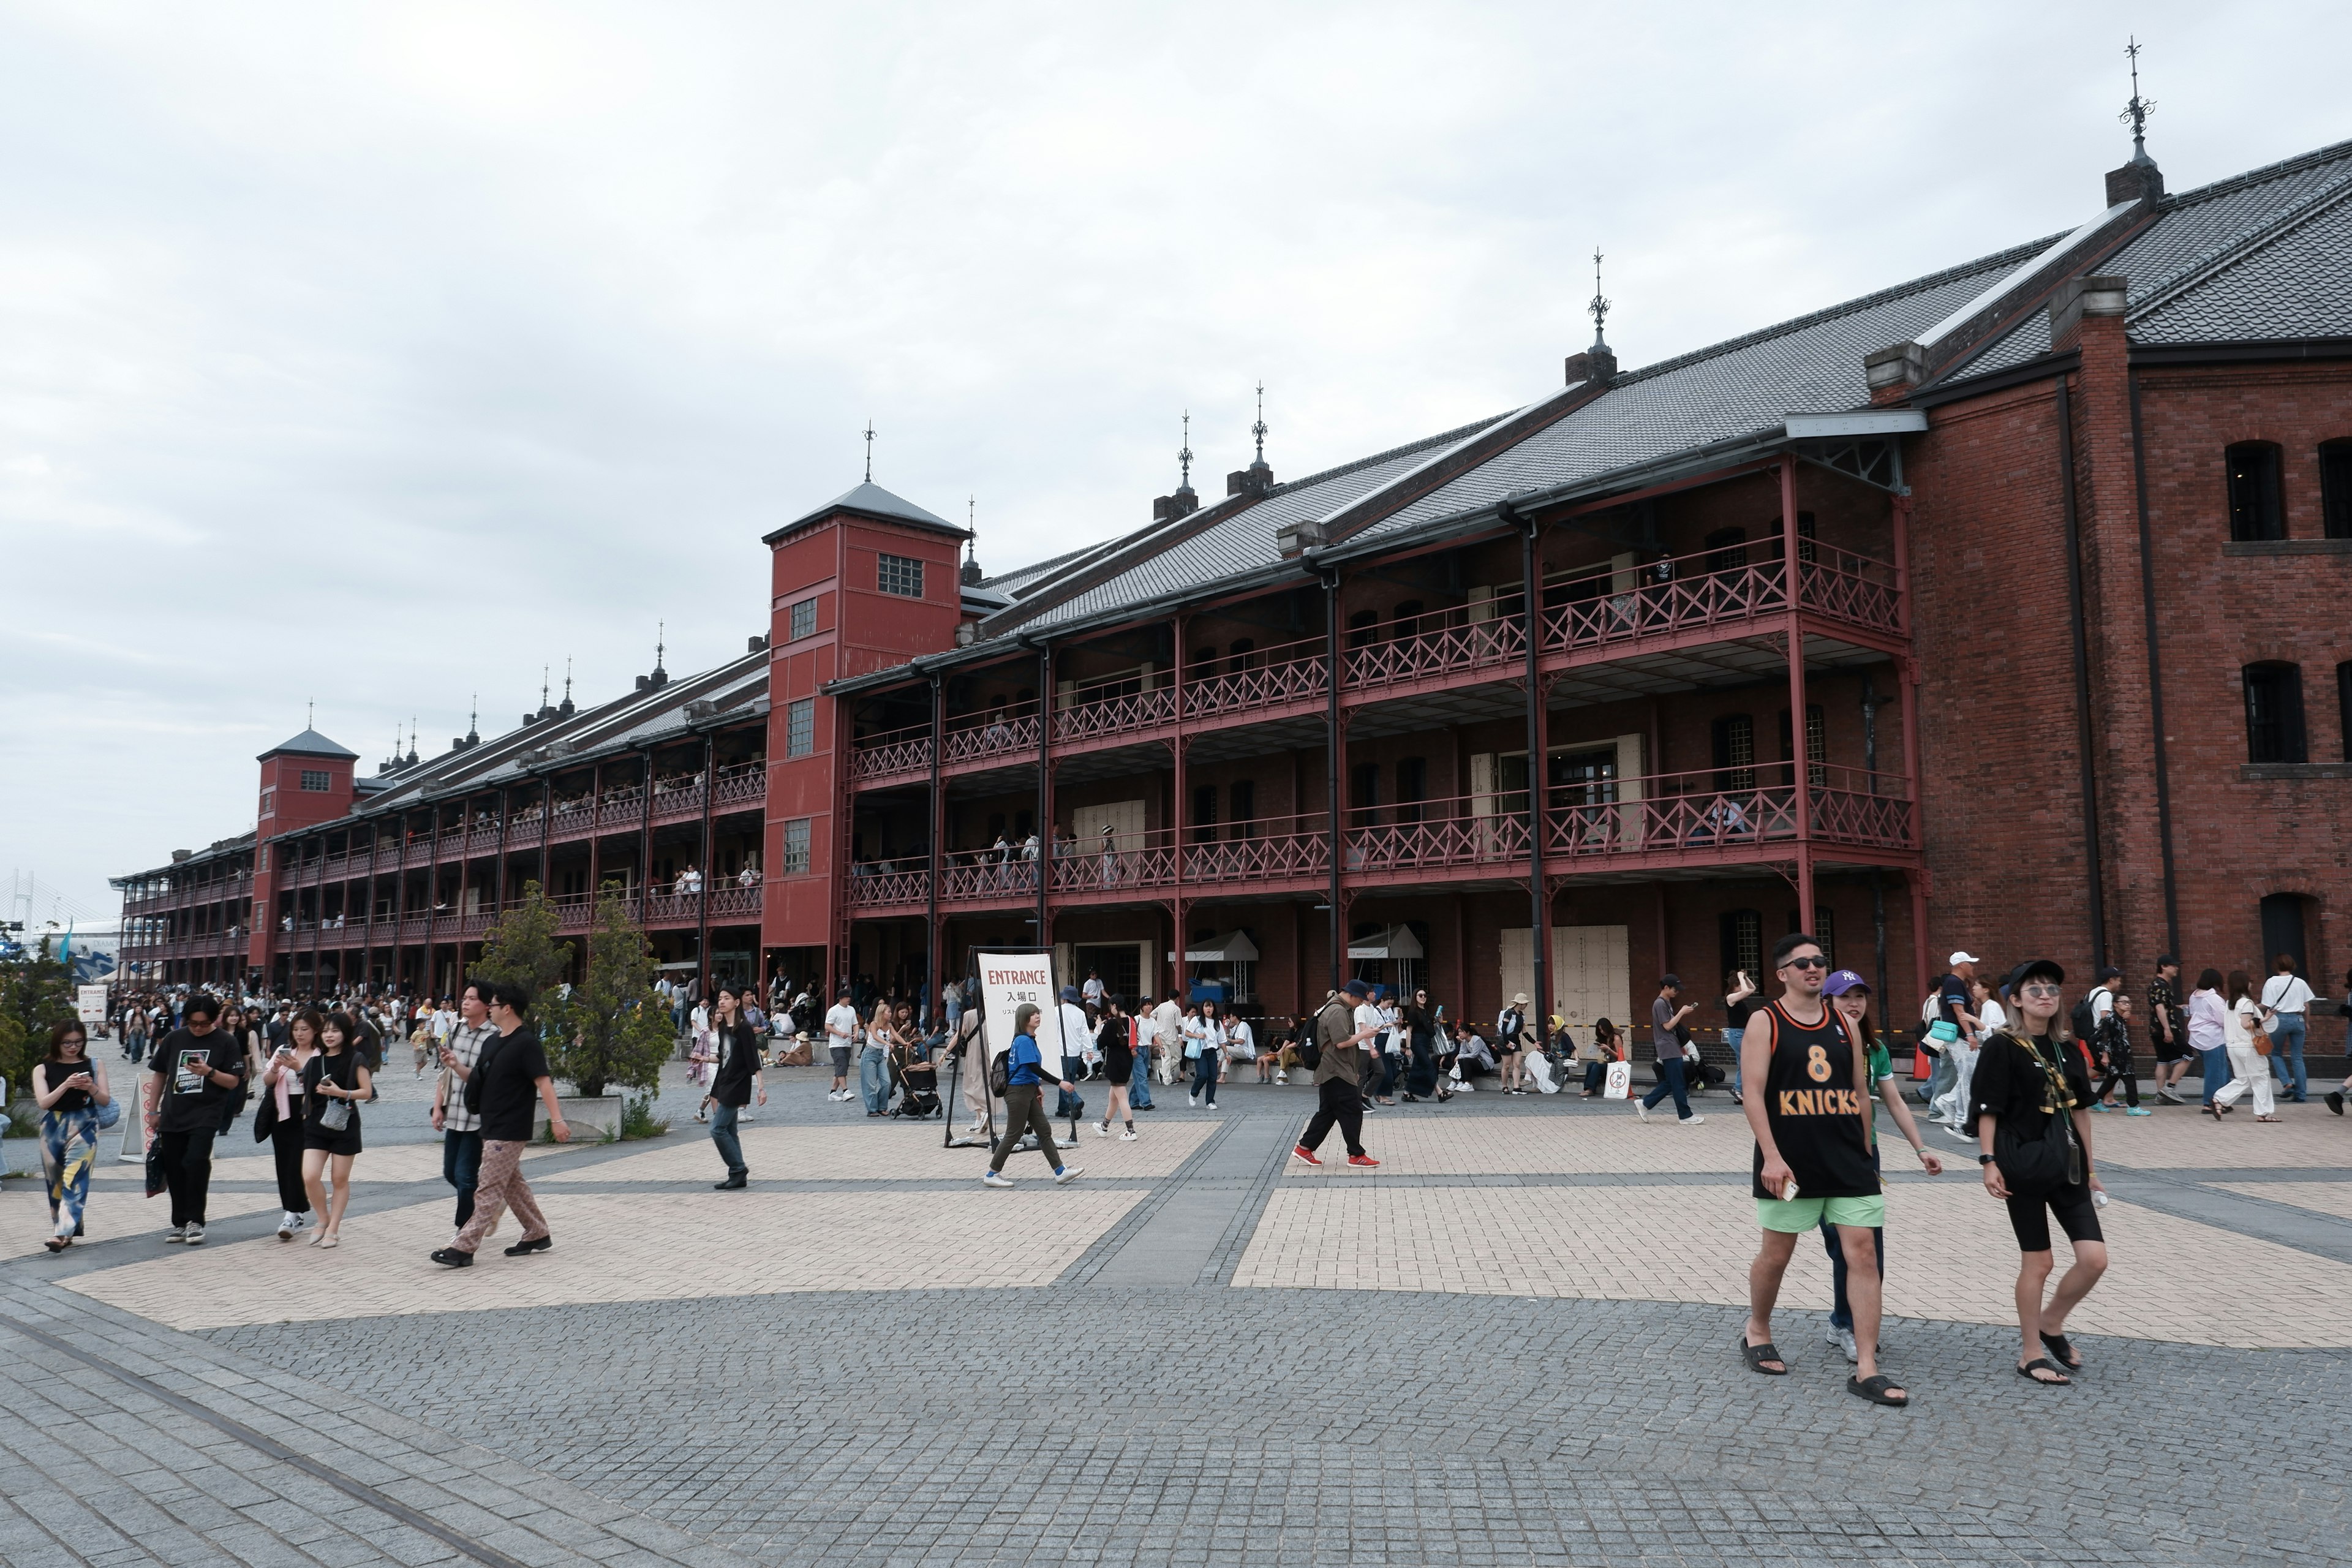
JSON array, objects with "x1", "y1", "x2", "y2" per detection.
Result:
[
  {"x1": 1923, "y1": 1044, "x2": 1958, "y2": 1108},
  {"x1": 1190, "y1": 1050, "x2": 1220, "y2": 1105},
  {"x1": 860, "y1": 1046, "x2": 891, "y2": 1114},
  {"x1": 1057, "y1": 1057, "x2": 1085, "y2": 1119},
  {"x1": 1129, "y1": 1047, "x2": 1154, "y2": 1108},
  {"x1": 1641, "y1": 1056, "x2": 1692, "y2": 1118},
  {"x1": 710, "y1": 1101, "x2": 745, "y2": 1175},
  {"x1": 1724, "y1": 1026, "x2": 1743, "y2": 1095},
  {"x1": 2268, "y1": 1014, "x2": 2308, "y2": 1099},
  {"x1": 442, "y1": 1128, "x2": 483, "y2": 1229},
  {"x1": 1822, "y1": 1218, "x2": 1887, "y2": 1330},
  {"x1": 2201, "y1": 1044, "x2": 2231, "y2": 1106}
]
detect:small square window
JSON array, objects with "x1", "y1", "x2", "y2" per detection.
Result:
[
  {"x1": 300, "y1": 770, "x2": 330, "y2": 792},
  {"x1": 790, "y1": 598, "x2": 817, "y2": 640},
  {"x1": 782, "y1": 818, "x2": 812, "y2": 874},
  {"x1": 786, "y1": 698, "x2": 815, "y2": 757},
  {"x1": 878, "y1": 554, "x2": 924, "y2": 598},
  {"x1": 259, "y1": 788, "x2": 276, "y2": 818}
]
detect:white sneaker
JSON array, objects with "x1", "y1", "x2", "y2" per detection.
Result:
[
  {"x1": 982, "y1": 1170, "x2": 1015, "y2": 1188},
  {"x1": 184, "y1": 1224, "x2": 206, "y2": 1245},
  {"x1": 1678, "y1": 1114, "x2": 1704, "y2": 1126},
  {"x1": 165, "y1": 1225, "x2": 187, "y2": 1243},
  {"x1": 1274, "y1": 1072, "x2": 1288, "y2": 1085},
  {"x1": 1120, "y1": 1129, "x2": 1138, "y2": 1141},
  {"x1": 1633, "y1": 1099, "x2": 1649, "y2": 1121},
  {"x1": 1830, "y1": 1323, "x2": 1858, "y2": 1363},
  {"x1": 1945, "y1": 1124, "x2": 1974, "y2": 1142},
  {"x1": 1053, "y1": 1165, "x2": 1085, "y2": 1185},
  {"x1": 276, "y1": 1212, "x2": 296, "y2": 1240},
  {"x1": 1187, "y1": 1094, "x2": 1197, "y2": 1106},
  {"x1": 1094, "y1": 1121, "x2": 1109, "y2": 1138}
]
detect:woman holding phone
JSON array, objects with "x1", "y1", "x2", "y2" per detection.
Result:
[
  {"x1": 255, "y1": 1009, "x2": 320, "y2": 1240},
  {"x1": 32, "y1": 1021, "x2": 110, "y2": 1253},
  {"x1": 300, "y1": 1011, "x2": 372, "y2": 1248}
]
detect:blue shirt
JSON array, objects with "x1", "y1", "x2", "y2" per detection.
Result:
[{"x1": 1007, "y1": 1031, "x2": 1046, "y2": 1086}]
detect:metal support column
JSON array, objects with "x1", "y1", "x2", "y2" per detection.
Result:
[
  {"x1": 1169, "y1": 617, "x2": 1187, "y2": 1001},
  {"x1": 927, "y1": 671, "x2": 944, "y2": 1023},
  {"x1": 1513, "y1": 503, "x2": 1551, "y2": 1027},
  {"x1": 696, "y1": 733, "x2": 715, "y2": 994},
  {"x1": 1778, "y1": 460, "x2": 1815, "y2": 933},
  {"x1": 1321, "y1": 569, "x2": 1344, "y2": 994},
  {"x1": 1034, "y1": 643, "x2": 1052, "y2": 963}
]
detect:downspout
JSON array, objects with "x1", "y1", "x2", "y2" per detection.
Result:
[
  {"x1": 2125, "y1": 371, "x2": 2181, "y2": 957},
  {"x1": 696, "y1": 732, "x2": 715, "y2": 995},
  {"x1": 927, "y1": 671, "x2": 943, "y2": 1020},
  {"x1": 1033, "y1": 641, "x2": 1051, "y2": 952},
  {"x1": 1863, "y1": 673, "x2": 1888, "y2": 1008},
  {"x1": 2055, "y1": 377, "x2": 2109, "y2": 968}
]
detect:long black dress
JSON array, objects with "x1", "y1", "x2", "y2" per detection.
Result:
[{"x1": 1404, "y1": 1004, "x2": 1439, "y2": 1098}]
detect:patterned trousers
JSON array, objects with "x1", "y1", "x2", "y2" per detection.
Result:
[
  {"x1": 42, "y1": 1109, "x2": 100, "y2": 1238},
  {"x1": 452, "y1": 1139, "x2": 548, "y2": 1254}
]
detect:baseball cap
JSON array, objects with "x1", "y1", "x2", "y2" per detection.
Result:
[
  {"x1": 1821, "y1": 969, "x2": 1871, "y2": 997},
  {"x1": 1058, "y1": 986, "x2": 1080, "y2": 1003},
  {"x1": 2097, "y1": 965, "x2": 2123, "y2": 981},
  {"x1": 1948, "y1": 951, "x2": 1981, "y2": 967},
  {"x1": 2002, "y1": 958, "x2": 2065, "y2": 997},
  {"x1": 1658, "y1": 974, "x2": 1681, "y2": 989},
  {"x1": 1343, "y1": 979, "x2": 1371, "y2": 998}
]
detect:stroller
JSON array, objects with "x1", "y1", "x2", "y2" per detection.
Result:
[{"x1": 890, "y1": 1039, "x2": 944, "y2": 1119}]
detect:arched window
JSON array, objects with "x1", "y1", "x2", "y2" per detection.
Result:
[
  {"x1": 2226, "y1": 442, "x2": 2285, "y2": 541},
  {"x1": 1191, "y1": 646, "x2": 1218, "y2": 673},
  {"x1": 1712, "y1": 714, "x2": 1755, "y2": 791},
  {"x1": 1391, "y1": 600, "x2": 1425, "y2": 641},
  {"x1": 2243, "y1": 662, "x2": 2307, "y2": 763},
  {"x1": 1226, "y1": 638, "x2": 1256, "y2": 672},
  {"x1": 1704, "y1": 527, "x2": 1748, "y2": 575},
  {"x1": 2320, "y1": 439, "x2": 2352, "y2": 540},
  {"x1": 1348, "y1": 609, "x2": 1379, "y2": 649},
  {"x1": 1719, "y1": 910, "x2": 1762, "y2": 982}
]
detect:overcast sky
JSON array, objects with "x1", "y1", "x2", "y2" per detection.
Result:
[{"x1": 4, "y1": 1, "x2": 2346, "y2": 928}]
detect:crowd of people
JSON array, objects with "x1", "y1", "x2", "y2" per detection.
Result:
[{"x1": 25, "y1": 940, "x2": 2346, "y2": 1405}]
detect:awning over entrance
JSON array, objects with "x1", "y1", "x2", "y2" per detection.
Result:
[
  {"x1": 1346, "y1": 924, "x2": 1424, "y2": 960},
  {"x1": 1182, "y1": 930, "x2": 1261, "y2": 963}
]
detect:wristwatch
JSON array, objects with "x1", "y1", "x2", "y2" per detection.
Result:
[{"x1": 1977, "y1": 1153, "x2": 1995, "y2": 1166}]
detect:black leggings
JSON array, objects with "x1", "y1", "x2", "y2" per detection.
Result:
[{"x1": 270, "y1": 1114, "x2": 311, "y2": 1212}]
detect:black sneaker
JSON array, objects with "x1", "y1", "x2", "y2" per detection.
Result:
[
  {"x1": 2327, "y1": 1091, "x2": 2344, "y2": 1116},
  {"x1": 430, "y1": 1248, "x2": 473, "y2": 1268},
  {"x1": 504, "y1": 1235, "x2": 553, "y2": 1256}
]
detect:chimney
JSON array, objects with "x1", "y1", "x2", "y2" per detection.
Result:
[
  {"x1": 2104, "y1": 158, "x2": 2164, "y2": 207},
  {"x1": 1864, "y1": 341, "x2": 1927, "y2": 405},
  {"x1": 2048, "y1": 273, "x2": 2128, "y2": 353},
  {"x1": 635, "y1": 674, "x2": 650, "y2": 691},
  {"x1": 1227, "y1": 465, "x2": 1273, "y2": 499},
  {"x1": 1276, "y1": 519, "x2": 1327, "y2": 558},
  {"x1": 748, "y1": 634, "x2": 769, "y2": 652},
  {"x1": 1563, "y1": 347, "x2": 1617, "y2": 386}
]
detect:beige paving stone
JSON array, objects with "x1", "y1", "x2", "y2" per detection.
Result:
[
  {"x1": 1286, "y1": 1111, "x2": 1753, "y2": 1175},
  {"x1": 0, "y1": 1184, "x2": 279, "y2": 1256},
  {"x1": 63, "y1": 1186, "x2": 1144, "y2": 1330},
  {"x1": 2078, "y1": 1105, "x2": 2351, "y2": 1169},
  {"x1": 1232, "y1": 1182, "x2": 2352, "y2": 1348},
  {"x1": 540, "y1": 1118, "x2": 1213, "y2": 1183},
  {"x1": 2211, "y1": 1180, "x2": 2352, "y2": 1221}
]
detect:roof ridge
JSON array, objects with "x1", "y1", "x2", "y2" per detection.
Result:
[
  {"x1": 977, "y1": 540, "x2": 1107, "y2": 589},
  {"x1": 1263, "y1": 412, "x2": 1515, "y2": 496},
  {"x1": 2129, "y1": 159, "x2": 2352, "y2": 321},
  {"x1": 1607, "y1": 233, "x2": 2066, "y2": 390},
  {"x1": 2155, "y1": 135, "x2": 2352, "y2": 213}
]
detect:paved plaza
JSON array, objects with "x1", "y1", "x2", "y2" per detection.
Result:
[{"x1": 4, "y1": 1058, "x2": 2348, "y2": 1566}]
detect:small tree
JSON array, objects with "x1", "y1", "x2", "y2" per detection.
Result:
[
  {"x1": 473, "y1": 881, "x2": 573, "y2": 1005},
  {"x1": 0, "y1": 937, "x2": 78, "y2": 1095},
  {"x1": 546, "y1": 883, "x2": 673, "y2": 1099}
]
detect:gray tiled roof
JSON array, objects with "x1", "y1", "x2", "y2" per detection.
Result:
[{"x1": 1947, "y1": 138, "x2": 2352, "y2": 380}]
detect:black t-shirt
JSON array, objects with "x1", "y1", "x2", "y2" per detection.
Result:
[
  {"x1": 303, "y1": 1050, "x2": 363, "y2": 1129},
  {"x1": 1098, "y1": 1016, "x2": 1134, "y2": 1081},
  {"x1": 1751, "y1": 1001, "x2": 1879, "y2": 1200},
  {"x1": 469, "y1": 1025, "x2": 551, "y2": 1142},
  {"x1": 40, "y1": 1057, "x2": 96, "y2": 1114},
  {"x1": 1726, "y1": 998, "x2": 1757, "y2": 1030},
  {"x1": 1966, "y1": 1028, "x2": 2093, "y2": 1136},
  {"x1": 150, "y1": 1027, "x2": 247, "y2": 1134}
]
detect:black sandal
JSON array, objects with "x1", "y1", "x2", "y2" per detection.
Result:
[
  {"x1": 2038, "y1": 1330, "x2": 2082, "y2": 1369},
  {"x1": 1846, "y1": 1373, "x2": 1908, "y2": 1406},
  {"x1": 1740, "y1": 1336, "x2": 1787, "y2": 1375},
  {"x1": 2016, "y1": 1357, "x2": 2070, "y2": 1385}
]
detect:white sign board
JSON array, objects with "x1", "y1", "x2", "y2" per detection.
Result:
[
  {"x1": 976, "y1": 951, "x2": 1066, "y2": 1087},
  {"x1": 77, "y1": 984, "x2": 110, "y2": 1027}
]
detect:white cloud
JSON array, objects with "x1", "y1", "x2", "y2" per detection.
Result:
[{"x1": 4, "y1": 0, "x2": 2345, "y2": 914}]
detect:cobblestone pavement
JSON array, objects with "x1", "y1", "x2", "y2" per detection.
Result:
[{"x1": 4, "y1": 1068, "x2": 2348, "y2": 1565}]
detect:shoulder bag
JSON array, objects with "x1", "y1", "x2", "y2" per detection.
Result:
[
  {"x1": 1988, "y1": 1033, "x2": 2080, "y2": 1197},
  {"x1": 314, "y1": 1057, "x2": 355, "y2": 1131}
]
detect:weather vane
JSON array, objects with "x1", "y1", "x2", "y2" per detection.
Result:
[
  {"x1": 2120, "y1": 37, "x2": 2155, "y2": 163},
  {"x1": 1178, "y1": 410, "x2": 1193, "y2": 491},
  {"x1": 1251, "y1": 383, "x2": 1267, "y2": 467},
  {"x1": 864, "y1": 420, "x2": 875, "y2": 483},
  {"x1": 1589, "y1": 247, "x2": 1611, "y2": 351}
]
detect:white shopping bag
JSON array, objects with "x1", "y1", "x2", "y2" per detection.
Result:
[{"x1": 1602, "y1": 1060, "x2": 1632, "y2": 1100}]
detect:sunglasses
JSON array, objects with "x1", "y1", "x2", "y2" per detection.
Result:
[
  {"x1": 1779, "y1": 956, "x2": 1829, "y2": 970},
  {"x1": 2019, "y1": 983, "x2": 2063, "y2": 1000}
]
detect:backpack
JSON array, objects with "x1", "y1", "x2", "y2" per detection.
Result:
[
  {"x1": 986, "y1": 1045, "x2": 1009, "y2": 1098},
  {"x1": 2069, "y1": 987, "x2": 2108, "y2": 1046},
  {"x1": 1301, "y1": 1000, "x2": 1348, "y2": 1073}
]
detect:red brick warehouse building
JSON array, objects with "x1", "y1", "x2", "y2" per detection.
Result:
[{"x1": 116, "y1": 131, "x2": 2352, "y2": 1041}]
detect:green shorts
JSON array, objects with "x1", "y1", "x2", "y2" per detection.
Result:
[{"x1": 1755, "y1": 1193, "x2": 1885, "y2": 1232}]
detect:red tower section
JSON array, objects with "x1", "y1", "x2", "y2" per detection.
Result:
[
  {"x1": 246, "y1": 727, "x2": 360, "y2": 978},
  {"x1": 759, "y1": 483, "x2": 968, "y2": 989}
]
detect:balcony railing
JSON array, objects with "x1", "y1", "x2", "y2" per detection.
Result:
[
  {"x1": 1053, "y1": 675, "x2": 1175, "y2": 746},
  {"x1": 847, "y1": 865, "x2": 930, "y2": 909},
  {"x1": 713, "y1": 764, "x2": 766, "y2": 810},
  {"x1": 943, "y1": 707, "x2": 1041, "y2": 769},
  {"x1": 649, "y1": 776, "x2": 707, "y2": 820},
  {"x1": 1542, "y1": 764, "x2": 1913, "y2": 855},
  {"x1": 1342, "y1": 612, "x2": 1526, "y2": 692},
  {"x1": 1539, "y1": 541, "x2": 1901, "y2": 656},
  {"x1": 1185, "y1": 636, "x2": 1328, "y2": 717},
  {"x1": 1344, "y1": 793, "x2": 1530, "y2": 873},
  {"x1": 852, "y1": 725, "x2": 932, "y2": 781}
]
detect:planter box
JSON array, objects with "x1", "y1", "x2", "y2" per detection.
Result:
[{"x1": 536, "y1": 1094, "x2": 622, "y2": 1142}]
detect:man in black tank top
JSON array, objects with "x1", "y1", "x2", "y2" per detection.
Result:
[{"x1": 1736, "y1": 933, "x2": 1909, "y2": 1407}]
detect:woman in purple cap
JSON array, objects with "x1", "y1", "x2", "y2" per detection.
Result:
[{"x1": 1817, "y1": 969, "x2": 1945, "y2": 1364}]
